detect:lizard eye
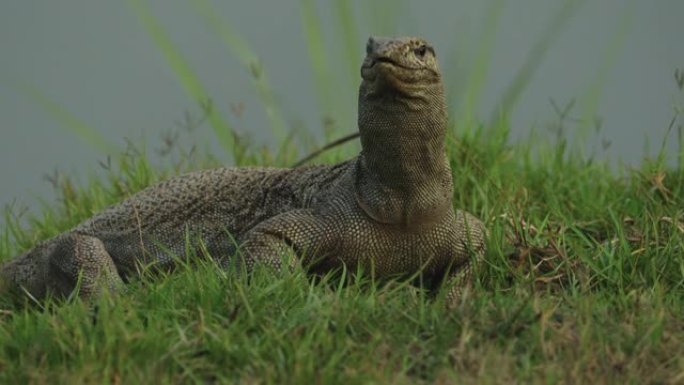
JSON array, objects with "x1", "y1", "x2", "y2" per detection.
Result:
[{"x1": 414, "y1": 45, "x2": 428, "y2": 58}]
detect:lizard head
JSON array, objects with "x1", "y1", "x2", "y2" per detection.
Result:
[{"x1": 360, "y1": 36, "x2": 442, "y2": 99}]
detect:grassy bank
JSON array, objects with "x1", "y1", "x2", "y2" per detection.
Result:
[{"x1": 0, "y1": 120, "x2": 682, "y2": 384}]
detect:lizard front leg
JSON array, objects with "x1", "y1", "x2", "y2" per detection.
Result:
[
  {"x1": 0, "y1": 233, "x2": 124, "y2": 300},
  {"x1": 237, "y1": 209, "x2": 340, "y2": 273},
  {"x1": 443, "y1": 210, "x2": 487, "y2": 307}
]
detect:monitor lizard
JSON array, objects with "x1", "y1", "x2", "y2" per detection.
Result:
[{"x1": 0, "y1": 36, "x2": 486, "y2": 305}]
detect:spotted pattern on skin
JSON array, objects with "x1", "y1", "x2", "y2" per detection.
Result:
[{"x1": 0, "y1": 37, "x2": 486, "y2": 307}]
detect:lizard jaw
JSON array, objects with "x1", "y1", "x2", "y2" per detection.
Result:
[{"x1": 360, "y1": 59, "x2": 400, "y2": 83}]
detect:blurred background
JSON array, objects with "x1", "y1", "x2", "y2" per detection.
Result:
[{"x1": 1, "y1": 0, "x2": 683, "y2": 222}]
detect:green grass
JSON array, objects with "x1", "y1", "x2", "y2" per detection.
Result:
[
  {"x1": 2, "y1": 1, "x2": 684, "y2": 383},
  {"x1": 1, "y1": 119, "x2": 683, "y2": 384}
]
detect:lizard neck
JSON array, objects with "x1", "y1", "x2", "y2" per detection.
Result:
[{"x1": 355, "y1": 85, "x2": 453, "y2": 226}]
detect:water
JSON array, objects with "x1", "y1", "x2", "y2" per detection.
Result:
[{"x1": 1, "y1": 0, "x2": 683, "y2": 224}]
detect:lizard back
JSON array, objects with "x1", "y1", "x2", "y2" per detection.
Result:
[{"x1": 75, "y1": 162, "x2": 351, "y2": 274}]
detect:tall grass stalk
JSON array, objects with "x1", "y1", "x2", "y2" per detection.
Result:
[
  {"x1": 299, "y1": 0, "x2": 335, "y2": 138},
  {"x1": 127, "y1": 0, "x2": 236, "y2": 158},
  {"x1": 577, "y1": 5, "x2": 633, "y2": 142},
  {"x1": 16, "y1": 84, "x2": 113, "y2": 154},
  {"x1": 190, "y1": 0, "x2": 288, "y2": 147},
  {"x1": 456, "y1": 0, "x2": 505, "y2": 132},
  {"x1": 333, "y1": 0, "x2": 361, "y2": 87},
  {"x1": 491, "y1": 0, "x2": 586, "y2": 125}
]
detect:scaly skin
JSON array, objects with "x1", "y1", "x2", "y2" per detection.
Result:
[{"x1": 0, "y1": 36, "x2": 486, "y2": 304}]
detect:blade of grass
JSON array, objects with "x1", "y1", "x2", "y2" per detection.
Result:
[
  {"x1": 16, "y1": 84, "x2": 113, "y2": 153},
  {"x1": 299, "y1": 0, "x2": 335, "y2": 138},
  {"x1": 333, "y1": 0, "x2": 360, "y2": 84},
  {"x1": 490, "y1": 0, "x2": 586, "y2": 126},
  {"x1": 577, "y1": 5, "x2": 632, "y2": 140},
  {"x1": 127, "y1": 0, "x2": 236, "y2": 159},
  {"x1": 456, "y1": 0, "x2": 505, "y2": 132},
  {"x1": 327, "y1": 0, "x2": 362, "y2": 160},
  {"x1": 190, "y1": 0, "x2": 287, "y2": 145}
]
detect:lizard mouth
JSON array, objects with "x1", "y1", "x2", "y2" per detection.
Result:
[
  {"x1": 371, "y1": 57, "x2": 396, "y2": 67},
  {"x1": 361, "y1": 56, "x2": 425, "y2": 82},
  {"x1": 364, "y1": 57, "x2": 416, "y2": 71},
  {"x1": 362, "y1": 57, "x2": 401, "y2": 80}
]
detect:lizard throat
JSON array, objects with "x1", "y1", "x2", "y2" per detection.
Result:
[{"x1": 354, "y1": 86, "x2": 453, "y2": 226}]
